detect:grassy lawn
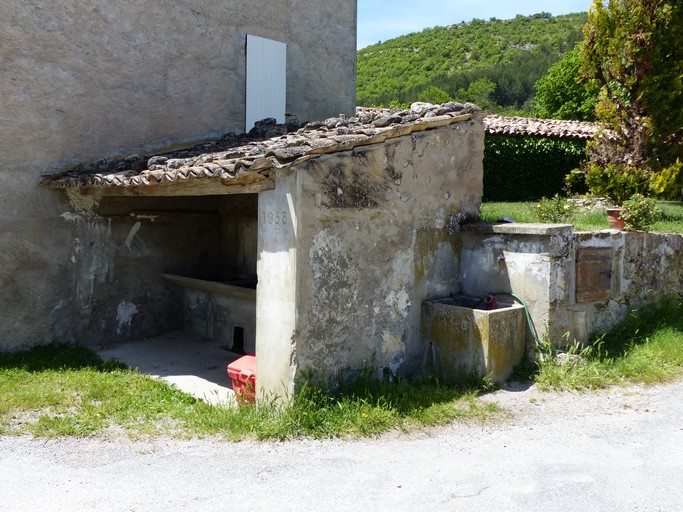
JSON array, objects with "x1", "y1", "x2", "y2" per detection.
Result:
[
  {"x1": 0, "y1": 347, "x2": 497, "y2": 440},
  {"x1": 480, "y1": 200, "x2": 683, "y2": 233},
  {"x1": 2, "y1": 299, "x2": 682, "y2": 440}
]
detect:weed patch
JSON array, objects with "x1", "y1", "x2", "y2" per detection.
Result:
[{"x1": 534, "y1": 298, "x2": 683, "y2": 390}]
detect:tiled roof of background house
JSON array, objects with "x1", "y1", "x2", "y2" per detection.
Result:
[{"x1": 483, "y1": 115, "x2": 601, "y2": 139}]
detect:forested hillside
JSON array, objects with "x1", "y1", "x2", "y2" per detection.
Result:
[{"x1": 357, "y1": 12, "x2": 587, "y2": 113}]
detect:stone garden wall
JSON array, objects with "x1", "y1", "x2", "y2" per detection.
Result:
[{"x1": 460, "y1": 224, "x2": 682, "y2": 347}]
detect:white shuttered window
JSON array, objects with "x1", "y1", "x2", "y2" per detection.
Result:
[{"x1": 246, "y1": 34, "x2": 286, "y2": 132}]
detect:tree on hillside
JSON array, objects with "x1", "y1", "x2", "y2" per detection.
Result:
[
  {"x1": 455, "y1": 78, "x2": 496, "y2": 111},
  {"x1": 533, "y1": 45, "x2": 599, "y2": 121},
  {"x1": 356, "y1": 13, "x2": 588, "y2": 112},
  {"x1": 579, "y1": 0, "x2": 683, "y2": 199},
  {"x1": 418, "y1": 85, "x2": 453, "y2": 104}
]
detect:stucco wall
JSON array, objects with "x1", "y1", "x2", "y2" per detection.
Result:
[
  {"x1": 220, "y1": 195, "x2": 259, "y2": 276},
  {"x1": 255, "y1": 119, "x2": 485, "y2": 394},
  {"x1": 181, "y1": 287, "x2": 256, "y2": 354},
  {"x1": 0, "y1": 194, "x2": 223, "y2": 350},
  {"x1": 0, "y1": 1, "x2": 356, "y2": 350}
]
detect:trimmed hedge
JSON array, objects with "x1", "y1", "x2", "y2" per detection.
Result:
[{"x1": 483, "y1": 135, "x2": 588, "y2": 201}]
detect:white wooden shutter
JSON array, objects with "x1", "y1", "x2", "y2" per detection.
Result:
[{"x1": 246, "y1": 34, "x2": 286, "y2": 132}]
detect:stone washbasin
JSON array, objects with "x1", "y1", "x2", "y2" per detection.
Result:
[
  {"x1": 162, "y1": 266, "x2": 257, "y2": 353},
  {"x1": 162, "y1": 265, "x2": 257, "y2": 301},
  {"x1": 422, "y1": 295, "x2": 527, "y2": 383}
]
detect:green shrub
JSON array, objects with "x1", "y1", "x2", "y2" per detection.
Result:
[
  {"x1": 417, "y1": 86, "x2": 453, "y2": 104},
  {"x1": 483, "y1": 135, "x2": 587, "y2": 201},
  {"x1": 533, "y1": 194, "x2": 576, "y2": 223},
  {"x1": 584, "y1": 162, "x2": 650, "y2": 205},
  {"x1": 564, "y1": 168, "x2": 587, "y2": 195},
  {"x1": 621, "y1": 193, "x2": 662, "y2": 231},
  {"x1": 649, "y1": 159, "x2": 682, "y2": 199},
  {"x1": 576, "y1": 158, "x2": 680, "y2": 205}
]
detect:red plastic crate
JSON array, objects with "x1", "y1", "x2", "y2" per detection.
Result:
[{"x1": 227, "y1": 353, "x2": 256, "y2": 404}]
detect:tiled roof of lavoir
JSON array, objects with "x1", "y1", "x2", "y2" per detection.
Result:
[
  {"x1": 41, "y1": 102, "x2": 482, "y2": 195},
  {"x1": 41, "y1": 104, "x2": 602, "y2": 195}
]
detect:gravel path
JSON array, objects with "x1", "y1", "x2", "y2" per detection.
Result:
[{"x1": 2, "y1": 381, "x2": 682, "y2": 511}]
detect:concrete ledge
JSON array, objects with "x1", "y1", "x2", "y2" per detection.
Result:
[
  {"x1": 462, "y1": 222, "x2": 573, "y2": 236},
  {"x1": 162, "y1": 273, "x2": 256, "y2": 301}
]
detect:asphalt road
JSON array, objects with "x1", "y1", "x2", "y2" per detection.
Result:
[{"x1": 2, "y1": 380, "x2": 682, "y2": 511}]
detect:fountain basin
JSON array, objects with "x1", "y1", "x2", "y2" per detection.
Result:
[{"x1": 422, "y1": 295, "x2": 527, "y2": 383}]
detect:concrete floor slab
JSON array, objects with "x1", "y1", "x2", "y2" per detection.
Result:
[{"x1": 97, "y1": 331, "x2": 243, "y2": 405}]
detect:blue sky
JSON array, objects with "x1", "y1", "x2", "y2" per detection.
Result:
[{"x1": 357, "y1": 0, "x2": 594, "y2": 49}]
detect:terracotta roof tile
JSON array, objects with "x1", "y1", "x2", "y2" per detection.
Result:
[
  {"x1": 41, "y1": 104, "x2": 602, "y2": 193},
  {"x1": 41, "y1": 102, "x2": 482, "y2": 192},
  {"x1": 483, "y1": 115, "x2": 601, "y2": 140}
]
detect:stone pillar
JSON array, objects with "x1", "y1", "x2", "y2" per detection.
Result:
[{"x1": 255, "y1": 169, "x2": 300, "y2": 401}]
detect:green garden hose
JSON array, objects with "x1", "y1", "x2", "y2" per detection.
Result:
[{"x1": 488, "y1": 292, "x2": 542, "y2": 347}]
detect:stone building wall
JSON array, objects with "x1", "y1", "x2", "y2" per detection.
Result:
[
  {"x1": 0, "y1": 1, "x2": 356, "y2": 350},
  {"x1": 2, "y1": 1, "x2": 356, "y2": 169}
]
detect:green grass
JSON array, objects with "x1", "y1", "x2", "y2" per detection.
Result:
[
  {"x1": 480, "y1": 200, "x2": 683, "y2": 233},
  {"x1": 3, "y1": 298, "x2": 682, "y2": 438},
  {"x1": 535, "y1": 298, "x2": 683, "y2": 390},
  {"x1": 0, "y1": 347, "x2": 497, "y2": 440},
  {"x1": 653, "y1": 201, "x2": 683, "y2": 233}
]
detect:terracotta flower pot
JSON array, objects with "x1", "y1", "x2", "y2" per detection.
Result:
[{"x1": 606, "y1": 207, "x2": 626, "y2": 230}]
